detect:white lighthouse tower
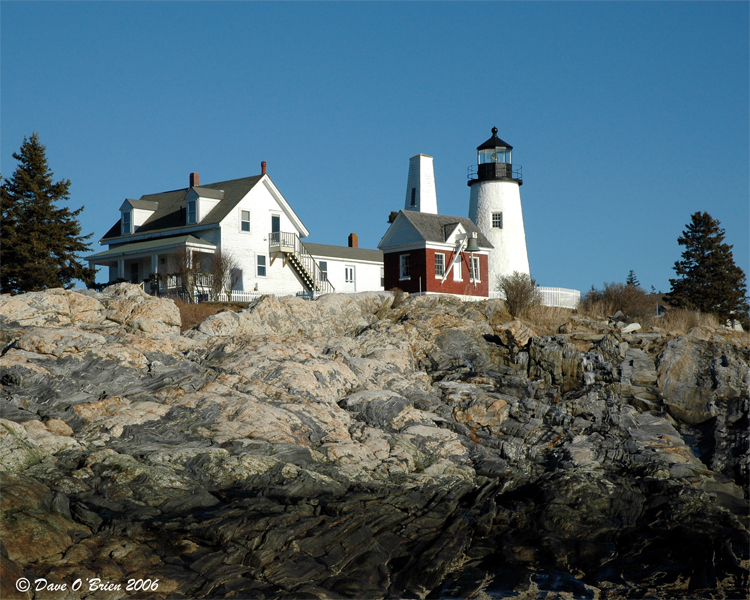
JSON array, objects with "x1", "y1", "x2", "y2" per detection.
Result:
[
  {"x1": 404, "y1": 154, "x2": 438, "y2": 214},
  {"x1": 468, "y1": 127, "x2": 530, "y2": 286}
]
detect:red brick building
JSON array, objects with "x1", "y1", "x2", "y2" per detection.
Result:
[{"x1": 378, "y1": 211, "x2": 492, "y2": 299}]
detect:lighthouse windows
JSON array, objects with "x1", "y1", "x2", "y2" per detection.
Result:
[
  {"x1": 492, "y1": 212, "x2": 503, "y2": 229},
  {"x1": 399, "y1": 254, "x2": 411, "y2": 280},
  {"x1": 410, "y1": 188, "x2": 416, "y2": 206}
]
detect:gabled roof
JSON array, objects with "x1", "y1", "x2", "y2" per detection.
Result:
[
  {"x1": 191, "y1": 186, "x2": 225, "y2": 200},
  {"x1": 124, "y1": 199, "x2": 159, "y2": 210},
  {"x1": 397, "y1": 210, "x2": 492, "y2": 248},
  {"x1": 305, "y1": 242, "x2": 383, "y2": 263},
  {"x1": 101, "y1": 175, "x2": 264, "y2": 242}
]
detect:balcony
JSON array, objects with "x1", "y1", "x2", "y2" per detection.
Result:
[{"x1": 467, "y1": 163, "x2": 522, "y2": 186}]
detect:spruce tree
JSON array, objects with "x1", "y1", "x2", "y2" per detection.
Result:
[
  {"x1": 626, "y1": 270, "x2": 640, "y2": 287},
  {"x1": 0, "y1": 133, "x2": 95, "y2": 293},
  {"x1": 666, "y1": 212, "x2": 749, "y2": 322}
]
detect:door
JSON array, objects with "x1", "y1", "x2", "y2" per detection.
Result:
[
  {"x1": 345, "y1": 265, "x2": 356, "y2": 292},
  {"x1": 271, "y1": 215, "x2": 281, "y2": 245}
]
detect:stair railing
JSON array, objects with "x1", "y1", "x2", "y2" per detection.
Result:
[{"x1": 270, "y1": 232, "x2": 335, "y2": 294}]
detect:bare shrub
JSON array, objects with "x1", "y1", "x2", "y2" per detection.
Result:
[
  {"x1": 580, "y1": 282, "x2": 655, "y2": 322},
  {"x1": 497, "y1": 272, "x2": 542, "y2": 318},
  {"x1": 175, "y1": 247, "x2": 201, "y2": 302},
  {"x1": 208, "y1": 250, "x2": 242, "y2": 301}
]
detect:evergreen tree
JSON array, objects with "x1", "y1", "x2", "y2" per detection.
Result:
[
  {"x1": 626, "y1": 270, "x2": 640, "y2": 287},
  {"x1": 666, "y1": 212, "x2": 748, "y2": 321},
  {"x1": 0, "y1": 133, "x2": 95, "y2": 293}
]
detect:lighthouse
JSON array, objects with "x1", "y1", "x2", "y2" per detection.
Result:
[{"x1": 468, "y1": 127, "x2": 530, "y2": 286}]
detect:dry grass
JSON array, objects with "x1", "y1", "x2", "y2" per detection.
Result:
[
  {"x1": 656, "y1": 308, "x2": 720, "y2": 335},
  {"x1": 518, "y1": 305, "x2": 576, "y2": 335},
  {"x1": 173, "y1": 299, "x2": 250, "y2": 332},
  {"x1": 580, "y1": 283, "x2": 657, "y2": 323}
]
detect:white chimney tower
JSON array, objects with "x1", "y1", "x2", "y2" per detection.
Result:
[
  {"x1": 468, "y1": 127, "x2": 530, "y2": 286},
  {"x1": 404, "y1": 154, "x2": 438, "y2": 214}
]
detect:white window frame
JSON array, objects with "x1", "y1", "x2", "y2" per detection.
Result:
[
  {"x1": 187, "y1": 200, "x2": 197, "y2": 225},
  {"x1": 380, "y1": 266, "x2": 384, "y2": 288},
  {"x1": 470, "y1": 256, "x2": 481, "y2": 282},
  {"x1": 345, "y1": 265, "x2": 356, "y2": 284},
  {"x1": 319, "y1": 261, "x2": 328, "y2": 281},
  {"x1": 492, "y1": 212, "x2": 503, "y2": 229},
  {"x1": 434, "y1": 253, "x2": 445, "y2": 278},
  {"x1": 399, "y1": 254, "x2": 411, "y2": 280},
  {"x1": 257, "y1": 254, "x2": 267, "y2": 277},
  {"x1": 240, "y1": 209, "x2": 251, "y2": 232},
  {"x1": 121, "y1": 211, "x2": 131, "y2": 235}
]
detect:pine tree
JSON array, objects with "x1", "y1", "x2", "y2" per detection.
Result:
[
  {"x1": 666, "y1": 212, "x2": 749, "y2": 322},
  {"x1": 0, "y1": 133, "x2": 95, "y2": 293},
  {"x1": 626, "y1": 270, "x2": 640, "y2": 287}
]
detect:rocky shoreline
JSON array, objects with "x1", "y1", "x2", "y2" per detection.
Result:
[{"x1": 1, "y1": 284, "x2": 747, "y2": 599}]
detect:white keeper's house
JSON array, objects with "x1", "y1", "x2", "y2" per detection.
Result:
[{"x1": 87, "y1": 164, "x2": 384, "y2": 300}]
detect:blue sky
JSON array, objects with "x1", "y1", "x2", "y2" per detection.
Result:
[{"x1": 2, "y1": 1, "x2": 748, "y2": 294}]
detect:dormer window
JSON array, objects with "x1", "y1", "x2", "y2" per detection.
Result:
[
  {"x1": 187, "y1": 200, "x2": 197, "y2": 224},
  {"x1": 121, "y1": 211, "x2": 131, "y2": 235}
]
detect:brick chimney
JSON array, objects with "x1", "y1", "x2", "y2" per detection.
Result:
[
  {"x1": 348, "y1": 233, "x2": 358, "y2": 248},
  {"x1": 261, "y1": 161, "x2": 267, "y2": 175},
  {"x1": 189, "y1": 172, "x2": 200, "y2": 187}
]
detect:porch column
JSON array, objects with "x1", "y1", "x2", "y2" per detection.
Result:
[
  {"x1": 151, "y1": 254, "x2": 159, "y2": 292},
  {"x1": 117, "y1": 259, "x2": 125, "y2": 280}
]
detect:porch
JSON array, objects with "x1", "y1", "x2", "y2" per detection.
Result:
[{"x1": 87, "y1": 234, "x2": 217, "y2": 295}]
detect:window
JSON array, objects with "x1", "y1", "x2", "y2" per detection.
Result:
[
  {"x1": 345, "y1": 265, "x2": 356, "y2": 291},
  {"x1": 492, "y1": 212, "x2": 503, "y2": 229},
  {"x1": 231, "y1": 268, "x2": 243, "y2": 291},
  {"x1": 241, "y1": 210, "x2": 250, "y2": 232},
  {"x1": 187, "y1": 200, "x2": 197, "y2": 224},
  {"x1": 271, "y1": 215, "x2": 280, "y2": 233},
  {"x1": 121, "y1": 211, "x2": 131, "y2": 235},
  {"x1": 399, "y1": 254, "x2": 411, "y2": 279},
  {"x1": 410, "y1": 188, "x2": 416, "y2": 206},
  {"x1": 319, "y1": 261, "x2": 328, "y2": 281},
  {"x1": 470, "y1": 256, "x2": 481, "y2": 282},
  {"x1": 257, "y1": 255, "x2": 266, "y2": 277},
  {"x1": 380, "y1": 267, "x2": 384, "y2": 287},
  {"x1": 435, "y1": 253, "x2": 445, "y2": 277}
]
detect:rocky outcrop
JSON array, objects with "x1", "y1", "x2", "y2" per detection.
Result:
[{"x1": 0, "y1": 285, "x2": 747, "y2": 599}]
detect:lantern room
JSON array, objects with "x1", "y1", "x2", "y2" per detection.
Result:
[
  {"x1": 478, "y1": 127, "x2": 512, "y2": 164},
  {"x1": 468, "y1": 127, "x2": 522, "y2": 186}
]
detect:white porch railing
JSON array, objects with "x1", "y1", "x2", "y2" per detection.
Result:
[{"x1": 489, "y1": 286, "x2": 581, "y2": 309}]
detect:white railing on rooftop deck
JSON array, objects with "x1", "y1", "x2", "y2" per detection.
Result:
[{"x1": 489, "y1": 287, "x2": 581, "y2": 309}]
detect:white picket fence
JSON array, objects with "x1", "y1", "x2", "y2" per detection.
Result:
[{"x1": 489, "y1": 287, "x2": 580, "y2": 309}]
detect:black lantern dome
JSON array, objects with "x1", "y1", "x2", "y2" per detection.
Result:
[{"x1": 468, "y1": 127, "x2": 522, "y2": 186}]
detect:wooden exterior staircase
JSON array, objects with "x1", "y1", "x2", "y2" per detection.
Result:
[{"x1": 269, "y1": 232, "x2": 335, "y2": 295}]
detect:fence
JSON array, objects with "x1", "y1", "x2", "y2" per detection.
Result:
[{"x1": 489, "y1": 286, "x2": 580, "y2": 309}]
